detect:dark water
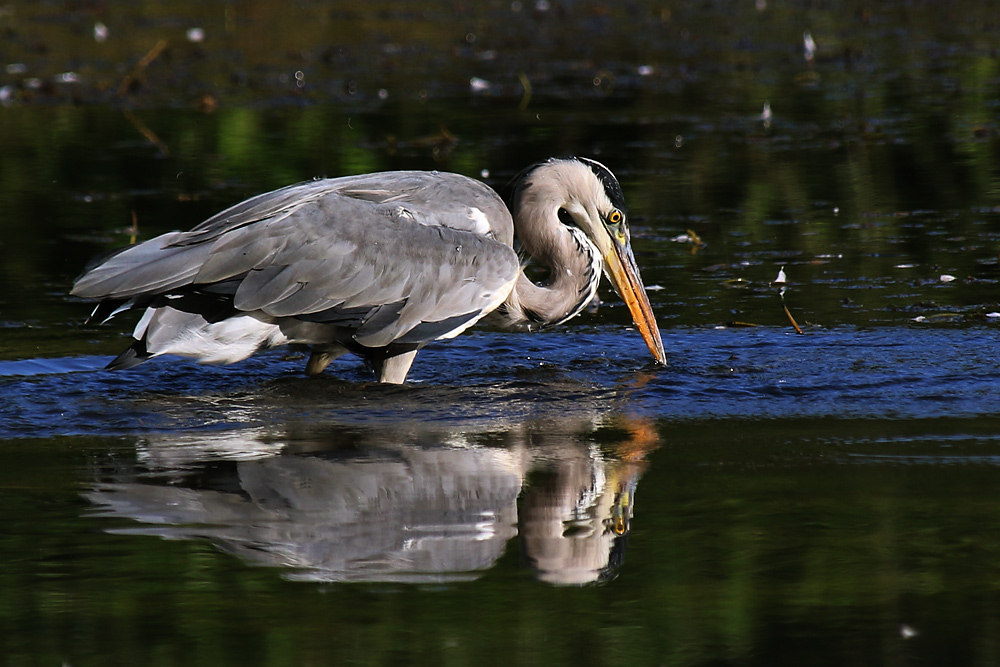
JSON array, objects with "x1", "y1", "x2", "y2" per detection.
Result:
[{"x1": 4, "y1": 1, "x2": 1000, "y2": 665}]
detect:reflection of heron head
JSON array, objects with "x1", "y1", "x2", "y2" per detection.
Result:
[
  {"x1": 607, "y1": 486, "x2": 632, "y2": 536},
  {"x1": 518, "y1": 451, "x2": 641, "y2": 586}
]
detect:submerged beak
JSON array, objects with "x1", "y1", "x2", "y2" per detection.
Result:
[{"x1": 603, "y1": 235, "x2": 667, "y2": 365}]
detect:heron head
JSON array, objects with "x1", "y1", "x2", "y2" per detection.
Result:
[{"x1": 513, "y1": 157, "x2": 666, "y2": 365}]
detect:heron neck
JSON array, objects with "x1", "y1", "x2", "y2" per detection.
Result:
[{"x1": 506, "y1": 226, "x2": 601, "y2": 329}]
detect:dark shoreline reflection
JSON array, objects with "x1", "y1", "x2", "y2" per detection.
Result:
[{"x1": 85, "y1": 417, "x2": 658, "y2": 585}]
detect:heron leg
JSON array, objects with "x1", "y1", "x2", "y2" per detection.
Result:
[
  {"x1": 370, "y1": 348, "x2": 419, "y2": 384},
  {"x1": 305, "y1": 345, "x2": 348, "y2": 376}
]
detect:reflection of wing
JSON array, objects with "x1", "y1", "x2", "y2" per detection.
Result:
[
  {"x1": 85, "y1": 416, "x2": 655, "y2": 585},
  {"x1": 71, "y1": 173, "x2": 520, "y2": 358},
  {"x1": 88, "y1": 445, "x2": 524, "y2": 583}
]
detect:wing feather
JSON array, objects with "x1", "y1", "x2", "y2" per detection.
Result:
[{"x1": 73, "y1": 171, "x2": 520, "y2": 350}]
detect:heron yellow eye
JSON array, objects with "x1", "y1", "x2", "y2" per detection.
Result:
[{"x1": 608, "y1": 210, "x2": 623, "y2": 225}]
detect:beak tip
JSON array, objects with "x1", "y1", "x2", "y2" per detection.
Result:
[{"x1": 651, "y1": 342, "x2": 667, "y2": 366}]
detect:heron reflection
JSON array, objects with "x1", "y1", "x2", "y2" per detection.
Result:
[{"x1": 86, "y1": 417, "x2": 657, "y2": 585}]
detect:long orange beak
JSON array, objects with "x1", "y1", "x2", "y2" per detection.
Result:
[{"x1": 603, "y1": 238, "x2": 666, "y2": 365}]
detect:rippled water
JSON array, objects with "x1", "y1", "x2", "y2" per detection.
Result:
[
  {"x1": 3, "y1": 325, "x2": 1000, "y2": 439},
  {"x1": 4, "y1": 1, "x2": 1000, "y2": 664}
]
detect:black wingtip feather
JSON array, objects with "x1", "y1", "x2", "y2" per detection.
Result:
[{"x1": 106, "y1": 339, "x2": 151, "y2": 371}]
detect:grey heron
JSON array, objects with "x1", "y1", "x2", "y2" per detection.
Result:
[{"x1": 71, "y1": 156, "x2": 665, "y2": 383}]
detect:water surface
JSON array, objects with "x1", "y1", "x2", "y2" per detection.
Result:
[{"x1": 3, "y1": 1, "x2": 1000, "y2": 665}]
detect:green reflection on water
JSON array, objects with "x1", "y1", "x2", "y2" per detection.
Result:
[
  {"x1": 3, "y1": 419, "x2": 1000, "y2": 665},
  {"x1": 1, "y1": 93, "x2": 999, "y2": 355}
]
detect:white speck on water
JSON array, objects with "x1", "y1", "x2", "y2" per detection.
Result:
[{"x1": 804, "y1": 31, "x2": 816, "y2": 61}]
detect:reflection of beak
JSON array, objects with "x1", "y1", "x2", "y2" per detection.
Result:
[
  {"x1": 611, "y1": 498, "x2": 628, "y2": 535},
  {"x1": 604, "y1": 238, "x2": 666, "y2": 364}
]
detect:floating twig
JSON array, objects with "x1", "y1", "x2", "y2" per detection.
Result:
[
  {"x1": 122, "y1": 108, "x2": 169, "y2": 155},
  {"x1": 685, "y1": 228, "x2": 705, "y2": 254},
  {"x1": 129, "y1": 210, "x2": 139, "y2": 245},
  {"x1": 518, "y1": 72, "x2": 532, "y2": 111},
  {"x1": 774, "y1": 265, "x2": 804, "y2": 334},
  {"x1": 782, "y1": 301, "x2": 804, "y2": 334},
  {"x1": 118, "y1": 39, "x2": 168, "y2": 98}
]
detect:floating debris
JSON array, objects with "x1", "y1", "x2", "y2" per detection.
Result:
[
  {"x1": 912, "y1": 313, "x2": 966, "y2": 323},
  {"x1": 803, "y1": 31, "x2": 816, "y2": 62},
  {"x1": 671, "y1": 229, "x2": 704, "y2": 253},
  {"x1": 783, "y1": 302, "x2": 803, "y2": 334},
  {"x1": 939, "y1": 274, "x2": 956, "y2": 283},
  {"x1": 518, "y1": 72, "x2": 532, "y2": 110},
  {"x1": 94, "y1": 21, "x2": 109, "y2": 43},
  {"x1": 118, "y1": 39, "x2": 168, "y2": 97},
  {"x1": 773, "y1": 266, "x2": 803, "y2": 334}
]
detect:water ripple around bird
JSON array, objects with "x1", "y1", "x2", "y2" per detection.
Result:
[{"x1": 2, "y1": 324, "x2": 996, "y2": 439}]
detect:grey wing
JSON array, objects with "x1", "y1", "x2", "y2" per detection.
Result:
[{"x1": 72, "y1": 174, "x2": 520, "y2": 348}]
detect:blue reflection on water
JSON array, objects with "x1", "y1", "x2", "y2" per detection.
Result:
[{"x1": 2, "y1": 325, "x2": 998, "y2": 440}]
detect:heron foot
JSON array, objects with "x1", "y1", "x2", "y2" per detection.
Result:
[{"x1": 305, "y1": 347, "x2": 347, "y2": 376}]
